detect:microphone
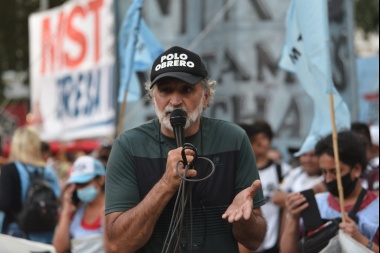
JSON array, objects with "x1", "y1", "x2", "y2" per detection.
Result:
[{"x1": 170, "y1": 109, "x2": 187, "y2": 148}]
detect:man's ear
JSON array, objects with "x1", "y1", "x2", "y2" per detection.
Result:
[{"x1": 203, "y1": 90, "x2": 211, "y2": 109}]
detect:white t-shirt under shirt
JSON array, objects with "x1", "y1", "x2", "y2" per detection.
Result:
[
  {"x1": 257, "y1": 161, "x2": 290, "y2": 251},
  {"x1": 279, "y1": 166, "x2": 323, "y2": 193}
]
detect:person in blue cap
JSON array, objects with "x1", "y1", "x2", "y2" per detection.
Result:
[{"x1": 53, "y1": 156, "x2": 111, "y2": 253}]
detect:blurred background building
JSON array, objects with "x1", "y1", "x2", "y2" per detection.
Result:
[{"x1": 0, "y1": 0, "x2": 378, "y2": 161}]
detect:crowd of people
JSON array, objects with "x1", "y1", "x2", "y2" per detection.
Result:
[
  {"x1": 0, "y1": 46, "x2": 378, "y2": 253},
  {"x1": 0, "y1": 127, "x2": 113, "y2": 252}
]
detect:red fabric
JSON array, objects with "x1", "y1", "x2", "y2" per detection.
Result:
[
  {"x1": 49, "y1": 140, "x2": 101, "y2": 154},
  {"x1": 2, "y1": 139, "x2": 101, "y2": 158},
  {"x1": 328, "y1": 190, "x2": 378, "y2": 212},
  {"x1": 4, "y1": 102, "x2": 28, "y2": 126},
  {"x1": 81, "y1": 215, "x2": 101, "y2": 230}
]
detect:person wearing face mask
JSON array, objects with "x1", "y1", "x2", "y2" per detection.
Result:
[
  {"x1": 53, "y1": 156, "x2": 111, "y2": 253},
  {"x1": 280, "y1": 131, "x2": 379, "y2": 253},
  {"x1": 239, "y1": 122, "x2": 291, "y2": 253}
]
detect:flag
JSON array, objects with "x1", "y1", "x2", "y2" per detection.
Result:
[
  {"x1": 280, "y1": 0, "x2": 351, "y2": 156},
  {"x1": 118, "y1": 0, "x2": 164, "y2": 103},
  {"x1": 356, "y1": 55, "x2": 379, "y2": 125}
]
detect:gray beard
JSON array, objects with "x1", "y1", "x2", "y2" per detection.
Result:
[{"x1": 153, "y1": 96, "x2": 205, "y2": 132}]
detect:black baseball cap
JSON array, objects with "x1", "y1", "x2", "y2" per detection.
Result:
[{"x1": 150, "y1": 46, "x2": 209, "y2": 88}]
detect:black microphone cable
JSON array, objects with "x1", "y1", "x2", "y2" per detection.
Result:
[{"x1": 161, "y1": 143, "x2": 215, "y2": 253}]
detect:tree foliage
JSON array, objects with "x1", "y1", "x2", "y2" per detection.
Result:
[
  {"x1": 0, "y1": 0, "x2": 66, "y2": 103},
  {"x1": 355, "y1": 0, "x2": 379, "y2": 35}
]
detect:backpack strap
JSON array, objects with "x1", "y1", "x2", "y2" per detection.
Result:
[
  {"x1": 348, "y1": 188, "x2": 367, "y2": 221},
  {"x1": 16, "y1": 163, "x2": 45, "y2": 201},
  {"x1": 274, "y1": 162, "x2": 284, "y2": 183},
  {"x1": 21, "y1": 163, "x2": 45, "y2": 180},
  {"x1": 14, "y1": 162, "x2": 29, "y2": 203},
  {"x1": 19, "y1": 163, "x2": 33, "y2": 180}
]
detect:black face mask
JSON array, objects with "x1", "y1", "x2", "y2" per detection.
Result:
[{"x1": 325, "y1": 173, "x2": 358, "y2": 197}]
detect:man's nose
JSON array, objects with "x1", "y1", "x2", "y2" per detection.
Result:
[{"x1": 170, "y1": 92, "x2": 183, "y2": 106}]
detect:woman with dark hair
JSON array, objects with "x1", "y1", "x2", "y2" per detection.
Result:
[
  {"x1": 280, "y1": 131, "x2": 379, "y2": 253},
  {"x1": 53, "y1": 156, "x2": 111, "y2": 253}
]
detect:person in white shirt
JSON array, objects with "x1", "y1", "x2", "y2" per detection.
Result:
[
  {"x1": 351, "y1": 122, "x2": 379, "y2": 189},
  {"x1": 272, "y1": 150, "x2": 324, "y2": 209},
  {"x1": 240, "y1": 122, "x2": 291, "y2": 253}
]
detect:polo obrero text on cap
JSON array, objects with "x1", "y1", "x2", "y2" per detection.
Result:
[
  {"x1": 155, "y1": 53, "x2": 195, "y2": 71},
  {"x1": 150, "y1": 46, "x2": 209, "y2": 88}
]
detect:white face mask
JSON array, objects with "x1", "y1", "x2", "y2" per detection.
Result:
[{"x1": 153, "y1": 94, "x2": 205, "y2": 132}]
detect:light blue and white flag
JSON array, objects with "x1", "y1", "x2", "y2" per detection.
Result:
[
  {"x1": 280, "y1": 0, "x2": 351, "y2": 156},
  {"x1": 356, "y1": 55, "x2": 379, "y2": 125},
  {"x1": 118, "y1": 0, "x2": 164, "y2": 103}
]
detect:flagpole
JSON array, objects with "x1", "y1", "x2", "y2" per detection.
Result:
[
  {"x1": 188, "y1": 0, "x2": 238, "y2": 50},
  {"x1": 117, "y1": 91, "x2": 128, "y2": 136},
  {"x1": 329, "y1": 93, "x2": 346, "y2": 222},
  {"x1": 116, "y1": 0, "x2": 144, "y2": 136}
]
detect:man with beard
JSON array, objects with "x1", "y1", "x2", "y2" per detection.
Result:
[
  {"x1": 104, "y1": 46, "x2": 267, "y2": 253},
  {"x1": 280, "y1": 131, "x2": 379, "y2": 253}
]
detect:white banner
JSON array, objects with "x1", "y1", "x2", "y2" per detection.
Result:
[
  {"x1": 29, "y1": 0, "x2": 115, "y2": 141},
  {"x1": 0, "y1": 234, "x2": 56, "y2": 253},
  {"x1": 319, "y1": 230, "x2": 374, "y2": 253}
]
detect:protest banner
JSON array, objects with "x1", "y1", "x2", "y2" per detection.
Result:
[{"x1": 29, "y1": 0, "x2": 115, "y2": 141}]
